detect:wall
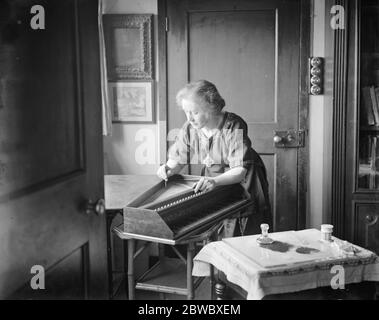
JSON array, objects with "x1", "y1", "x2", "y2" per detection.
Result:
[
  {"x1": 308, "y1": 0, "x2": 325, "y2": 228},
  {"x1": 102, "y1": 0, "x2": 160, "y2": 277},
  {"x1": 307, "y1": 0, "x2": 333, "y2": 228},
  {"x1": 103, "y1": 0, "x2": 160, "y2": 175}
]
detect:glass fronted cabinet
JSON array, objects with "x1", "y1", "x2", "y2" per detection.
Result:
[
  {"x1": 345, "y1": 0, "x2": 379, "y2": 255},
  {"x1": 358, "y1": 0, "x2": 379, "y2": 190}
]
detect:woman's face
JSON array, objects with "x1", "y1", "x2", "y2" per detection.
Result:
[{"x1": 181, "y1": 98, "x2": 211, "y2": 129}]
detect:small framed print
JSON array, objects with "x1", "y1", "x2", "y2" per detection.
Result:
[{"x1": 109, "y1": 81, "x2": 155, "y2": 124}]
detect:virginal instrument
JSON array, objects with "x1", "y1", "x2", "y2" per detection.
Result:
[{"x1": 121, "y1": 174, "x2": 253, "y2": 244}]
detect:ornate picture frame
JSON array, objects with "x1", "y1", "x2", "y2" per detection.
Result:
[
  {"x1": 103, "y1": 14, "x2": 153, "y2": 80},
  {"x1": 109, "y1": 81, "x2": 155, "y2": 124}
]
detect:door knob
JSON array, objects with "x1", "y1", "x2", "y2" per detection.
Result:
[
  {"x1": 365, "y1": 215, "x2": 374, "y2": 223},
  {"x1": 273, "y1": 135, "x2": 282, "y2": 143},
  {"x1": 85, "y1": 199, "x2": 106, "y2": 216},
  {"x1": 287, "y1": 135, "x2": 295, "y2": 142}
]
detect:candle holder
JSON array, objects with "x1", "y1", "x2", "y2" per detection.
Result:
[{"x1": 256, "y1": 223, "x2": 274, "y2": 245}]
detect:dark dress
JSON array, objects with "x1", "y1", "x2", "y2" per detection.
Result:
[{"x1": 168, "y1": 111, "x2": 272, "y2": 236}]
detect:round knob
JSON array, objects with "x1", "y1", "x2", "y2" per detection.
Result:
[
  {"x1": 311, "y1": 75, "x2": 321, "y2": 85},
  {"x1": 310, "y1": 85, "x2": 321, "y2": 95},
  {"x1": 311, "y1": 66, "x2": 321, "y2": 75},
  {"x1": 310, "y1": 57, "x2": 322, "y2": 67},
  {"x1": 85, "y1": 199, "x2": 105, "y2": 216},
  {"x1": 273, "y1": 135, "x2": 282, "y2": 143},
  {"x1": 365, "y1": 215, "x2": 374, "y2": 223},
  {"x1": 287, "y1": 135, "x2": 295, "y2": 142}
]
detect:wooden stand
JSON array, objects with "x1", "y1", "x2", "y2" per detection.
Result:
[{"x1": 113, "y1": 222, "x2": 221, "y2": 300}]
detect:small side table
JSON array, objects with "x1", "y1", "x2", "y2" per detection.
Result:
[
  {"x1": 193, "y1": 229, "x2": 379, "y2": 300},
  {"x1": 113, "y1": 221, "x2": 222, "y2": 300}
]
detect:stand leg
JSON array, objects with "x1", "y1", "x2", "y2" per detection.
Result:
[
  {"x1": 208, "y1": 228, "x2": 218, "y2": 300},
  {"x1": 122, "y1": 239, "x2": 128, "y2": 299},
  {"x1": 215, "y1": 281, "x2": 226, "y2": 300},
  {"x1": 158, "y1": 243, "x2": 165, "y2": 262},
  {"x1": 187, "y1": 242, "x2": 195, "y2": 300},
  {"x1": 106, "y1": 212, "x2": 116, "y2": 299},
  {"x1": 158, "y1": 244, "x2": 166, "y2": 301},
  {"x1": 210, "y1": 265, "x2": 215, "y2": 300},
  {"x1": 127, "y1": 239, "x2": 136, "y2": 300}
]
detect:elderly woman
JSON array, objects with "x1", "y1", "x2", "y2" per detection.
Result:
[{"x1": 157, "y1": 80, "x2": 271, "y2": 237}]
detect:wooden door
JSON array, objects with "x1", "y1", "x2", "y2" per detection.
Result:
[
  {"x1": 165, "y1": 0, "x2": 308, "y2": 232},
  {"x1": 0, "y1": 0, "x2": 107, "y2": 299}
]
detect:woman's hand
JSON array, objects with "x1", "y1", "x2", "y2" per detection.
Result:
[
  {"x1": 193, "y1": 177, "x2": 217, "y2": 193},
  {"x1": 156, "y1": 164, "x2": 174, "y2": 181}
]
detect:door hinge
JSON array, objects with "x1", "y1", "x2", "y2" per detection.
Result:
[{"x1": 165, "y1": 17, "x2": 169, "y2": 32}]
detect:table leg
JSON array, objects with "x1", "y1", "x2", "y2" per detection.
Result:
[
  {"x1": 215, "y1": 281, "x2": 226, "y2": 300},
  {"x1": 187, "y1": 242, "x2": 195, "y2": 300},
  {"x1": 127, "y1": 239, "x2": 136, "y2": 300}
]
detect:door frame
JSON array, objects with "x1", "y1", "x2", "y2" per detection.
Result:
[{"x1": 157, "y1": 0, "x2": 311, "y2": 230}]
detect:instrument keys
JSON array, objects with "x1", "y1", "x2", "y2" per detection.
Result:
[{"x1": 155, "y1": 190, "x2": 209, "y2": 212}]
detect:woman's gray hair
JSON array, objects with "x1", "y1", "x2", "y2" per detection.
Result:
[{"x1": 176, "y1": 80, "x2": 225, "y2": 113}]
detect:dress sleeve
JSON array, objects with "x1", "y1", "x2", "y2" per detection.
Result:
[
  {"x1": 167, "y1": 124, "x2": 190, "y2": 165},
  {"x1": 226, "y1": 117, "x2": 254, "y2": 170}
]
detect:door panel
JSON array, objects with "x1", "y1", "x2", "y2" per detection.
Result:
[
  {"x1": 189, "y1": 11, "x2": 276, "y2": 123},
  {"x1": 0, "y1": 0, "x2": 83, "y2": 198},
  {"x1": 0, "y1": 0, "x2": 107, "y2": 298},
  {"x1": 167, "y1": 0, "x2": 303, "y2": 231},
  {"x1": 9, "y1": 244, "x2": 89, "y2": 299}
]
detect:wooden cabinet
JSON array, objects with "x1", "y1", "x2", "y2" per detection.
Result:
[{"x1": 344, "y1": 0, "x2": 379, "y2": 254}]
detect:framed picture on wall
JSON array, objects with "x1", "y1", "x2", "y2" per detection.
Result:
[
  {"x1": 109, "y1": 81, "x2": 155, "y2": 123},
  {"x1": 103, "y1": 14, "x2": 153, "y2": 80}
]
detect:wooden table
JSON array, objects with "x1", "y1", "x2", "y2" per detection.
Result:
[
  {"x1": 104, "y1": 175, "x2": 161, "y2": 299},
  {"x1": 193, "y1": 229, "x2": 379, "y2": 299},
  {"x1": 105, "y1": 175, "x2": 161, "y2": 211}
]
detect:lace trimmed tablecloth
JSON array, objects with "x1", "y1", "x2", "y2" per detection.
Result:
[{"x1": 192, "y1": 229, "x2": 379, "y2": 300}]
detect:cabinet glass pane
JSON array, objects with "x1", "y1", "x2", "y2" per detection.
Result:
[{"x1": 358, "y1": 0, "x2": 379, "y2": 190}]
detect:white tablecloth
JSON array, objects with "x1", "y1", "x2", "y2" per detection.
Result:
[{"x1": 192, "y1": 229, "x2": 379, "y2": 300}]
